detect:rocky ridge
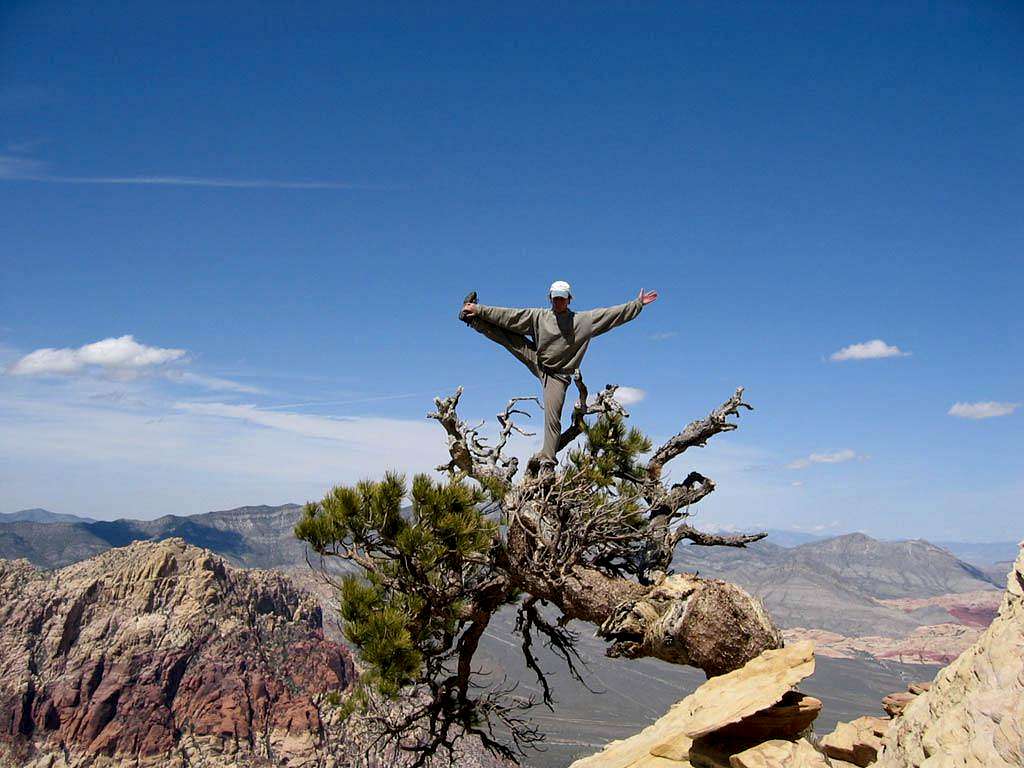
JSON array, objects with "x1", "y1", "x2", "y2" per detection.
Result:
[{"x1": 0, "y1": 539, "x2": 357, "y2": 768}]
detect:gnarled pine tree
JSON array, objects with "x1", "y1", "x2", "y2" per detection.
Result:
[{"x1": 295, "y1": 379, "x2": 781, "y2": 765}]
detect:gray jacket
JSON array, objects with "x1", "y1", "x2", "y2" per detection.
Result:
[{"x1": 476, "y1": 298, "x2": 643, "y2": 374}]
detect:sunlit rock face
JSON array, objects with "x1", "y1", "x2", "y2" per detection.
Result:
[
  {"x1": 877, "y1": 543, "x2": 1024, "y2": 768},
  {"x1": 569, "y1": 641, "x2": 825, "y2": 768},
  {"x1": 0, "y1": 539, "x2": 356, "y2": 768}
]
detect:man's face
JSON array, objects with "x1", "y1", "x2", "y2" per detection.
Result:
[{"x1": 550, "y1": 296, "x2": 570, "y2": 314}]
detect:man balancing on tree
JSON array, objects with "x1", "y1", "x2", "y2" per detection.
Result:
[{"x1": 459, "y1": 281, "x2": 659, "y2": 470}]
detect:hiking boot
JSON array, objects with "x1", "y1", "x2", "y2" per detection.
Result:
[{"x1": 459, "y1": 291, "x2": 478, "y2": 323}]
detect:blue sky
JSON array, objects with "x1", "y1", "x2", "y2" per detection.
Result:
[{"x1": 1, "y1": 1, "x2": 1021, "y2": 540}]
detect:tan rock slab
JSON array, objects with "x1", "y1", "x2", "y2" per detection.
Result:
[
  {"x1": 820, "y1": 716, "x2": 884, "y2": 767},
  {"x1": 728, "y1": 738, "x2": 830, "y2": 768},
  {"x1": 881, "y1": 691, "x2": 916, "y2": 718},
  {"x1": 572, "y1": 642, "x2": 815, "y2": 768},
  {"x1": 723, "y1": 692, "x2": 821, "y2": 741},
  {"x1": 683, "y1": 641, "x2": 815, "y2": 739},
  {"x1": 651, "y1": 693, "x2": 822, "y2": 765},
  {"x1": 856, "y1": 715, "x2": 889, "y2": 739},
  {"x1": 648, "y1": 642, "x2": 815, "y2": 765}
]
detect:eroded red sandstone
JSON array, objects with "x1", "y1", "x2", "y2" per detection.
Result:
[{"x1": 0, "y1": 539, "x2": 355, "y2": 767}]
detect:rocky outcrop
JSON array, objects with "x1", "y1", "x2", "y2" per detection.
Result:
[
  {"x1": 729, "y1": 738, "x2": 832, "y2": 768},
  {"x1": 819, "y1": 716, "x2": 887, "y2": 766},
  {"x1": 569, "y1": 641, "x2": 826, "y2": 767},
  {"x1": 881, "y1": 691, "x2": 918, "y2": 719},
  {"x1": 876, "y1": 541, "x2": 1024, "y2": 767},
  {"x1": 0, "y1": 539, "x2": 357, "y2": 768}
]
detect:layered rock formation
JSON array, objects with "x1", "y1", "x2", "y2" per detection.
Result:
[
  {"x1": 0, "y1": 539, "x2": 356, "y2": 768},
  {"x1": 876, "y1": 541, "x2": 1024, "y2": 767},
  {"x1": 569, "y1": 641, "x2": 826, "y2": 767},
  {"x1": 784, "y1": 622, "x2": 984, "y2": 666}
]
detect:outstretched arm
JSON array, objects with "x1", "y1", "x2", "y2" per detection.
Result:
[
  {"x1": 585, "y1": 289, "x2": 658, "y2": 336},
  {"x1": 464, "y1": 304, "x2": 539, "y2": 334}
]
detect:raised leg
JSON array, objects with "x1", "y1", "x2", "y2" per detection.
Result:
[{"x1": 466, "y1": 317, "x2": 541, "y2": 378}]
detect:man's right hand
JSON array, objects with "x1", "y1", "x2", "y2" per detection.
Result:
[
  {"x1": 462, "y1": 303, "x2": 478, "y2": 317},
  {"x1": 638, "y1": 289, "x2": 659, "y2": 306}
]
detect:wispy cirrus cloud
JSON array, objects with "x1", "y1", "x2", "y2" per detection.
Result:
[
  {"x1": 948, "y1": 401, "x2": 1018, "y2": 420},
  {"x1": 0, "y1": 391, "x2": 448, "y2": 518},
  {"x1": 0, "y1": 163, "x2": 361, "y2": 191},
  {"x1": 0, "y1": 148, "x2": 382, "y2": 190},
  {"x1": 167, "y1": 371, "x2": 265, "y2": 394},
  {"x1": 0, "y1": 154, "x2": 45, "y2": 178},
  {"x1": 829, "y1": 339, "x2": 909, "y2": 361},
  {"x1": 649, "y1": 331, "x2": 678, "y2": 341},
  {"x1": 787, "y1": 448, "x2": 866, "y2": 470}
]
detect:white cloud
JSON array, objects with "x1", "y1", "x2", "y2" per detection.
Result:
[
  {"x1": 168, "y1": 371, "x2": 265, "y2": 394},
  {"x1": 790, "y1": 520, "x2": 841, "y2": 532},
  {"x1": 612, "y1": 386, "x2": 646, "y2": 405},
  {"x1": 0, "y1": 155, "x2": 364, "y2": 190},
  {"x1": 0, "y1": 154, "x2": 44, "y2": 177},
  {"x1": 791, "y1": 481, "x2": 804, "y2": 487},
  {"x1": 829, "y1": 339, "x2": 909, "y2": 361},
  {"x1": 0, "y1": 393, "x2": 450, "y2": 511},
  {"x1": 6, "y1": 335, "x2": 186, "y2": 377},
  {"x1": 787, "y1": 449, "x2": 864, "y2": 470},
  {"x1": 649, "y1": 331, "x2": 678, "y2": 341},
  {"x1": 948, "y1": 401, "x2": 1019, "y2": 420},
  {"x1": 174, "y1": 401, "x2": 406, "y2": 443}
]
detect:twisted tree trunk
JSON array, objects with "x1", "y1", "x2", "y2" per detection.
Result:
[
  {"x1": 431, "y1": 384, "x2": 782, "y2": 679},
  {"x1": 504, "y1": 501, "x2": 781, "y2": 678}
]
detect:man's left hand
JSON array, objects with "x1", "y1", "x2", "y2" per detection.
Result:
[{"x1": 638, "y1": 288, "x2": 659, "y2": 306}]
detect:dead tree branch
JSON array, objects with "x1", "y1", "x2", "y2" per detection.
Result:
[
  {"x1": 428, "y1": 387, "x2": 539, "y2": 488},
  {"x1": 646, "y1": 386, "x2": 753, "y2": 483}
]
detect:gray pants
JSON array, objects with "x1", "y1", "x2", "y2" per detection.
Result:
[{"x1": 469, "y1": 318, "x2": 570, "y2": 462}]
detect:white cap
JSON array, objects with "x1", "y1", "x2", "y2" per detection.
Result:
[{"x1": 549, "y1": 280, "x2": 572, "y2": 299}]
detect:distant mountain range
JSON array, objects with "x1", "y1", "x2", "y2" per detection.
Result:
[
  {"x1": 0, "y1": 504, "x2": 304, "y2": 570},
  {"x1": 715, "y1": 527, "x2": 1020, "y2": 567},
  {"x1": 1, "y1": 506, "x2": 1008, "y2": 640},
  {"x1": 672, "y1": 533, "x2": 1000, "y2": 637},
  {"x1": 0, "y1": 507, "x2": 97, "y2": 524},
  {"x1": 3, "y1": 506, "x2": 1016, "y2": 576}
]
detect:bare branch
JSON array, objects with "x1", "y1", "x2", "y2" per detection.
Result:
[
  {"x1": 671, "y1": 524, "x2": 767, "y2": 548},
  {"x1": 646, "y1": 386, "x2": 752, "y2": 482},
  {"x1": 428, "y1": 387, "x2": 538, "y2": 487},
  {"x1": 659, "y1": 471, "x2": 716, "y2": 517}
]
